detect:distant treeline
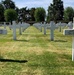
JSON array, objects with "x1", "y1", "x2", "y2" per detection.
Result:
[{"x1": 0, "y1": 0, "x2": 74, "y2": 22}]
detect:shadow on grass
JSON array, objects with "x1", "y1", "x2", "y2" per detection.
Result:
[
  {"x1": 0, "y1": 59, "x2": 28, "y2": 63},
  {"x1": 47, "y1": 39, "x2": 67, "y2": 42},
  {"x1": 16, "y1": 39, "x2": 29, "y2": 42},
  {"x1": 54, "y1": 40, "x2": 67, "y2": 42}
]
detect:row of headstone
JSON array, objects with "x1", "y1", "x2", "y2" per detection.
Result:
[
  {"x1": 56, "y1": 22, "x2": 68, "y2": 32},
  {"x1": 33, "y1": 21, "x2": 73, "y2": 41},
  {"x1": 33, "y1": 21, "x2": 58, "y2": 41},
  {"x1": 33, "y1": 23, "x2": 42, "y2": 32},
  {"x1": 0, "y1": 21, "x2": 30, "y2": 39},
  {"x1": 21, "y1": 22, "x2": 30, "y2": 32},
  {"x1": 33, "y1": 20, "x2": 74, "y2": 61},
  {"x1": 11, "y1": 21, "x2": 30, "y2": 40},
  {"x1": 41, "y1": 22, "x2": 50, "y2": 35},
  {"x1": 33, "y1": 22, "x2": 50, "y2": 35},
  {"x1": 33, "y1": 21, "x2": 73, "y2": 33}
]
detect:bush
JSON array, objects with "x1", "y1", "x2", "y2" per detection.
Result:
[
  {"x1": 4, "y1": 9, "x2": 17, "y2": 22},
  {"x1": 34, "y1": 7, "x2": 46, "y2": 22}
]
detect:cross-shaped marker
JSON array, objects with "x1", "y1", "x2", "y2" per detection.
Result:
[
  {"x1": 48, "y1": 21, "x2": 58, "y2": 41},
  {"x1": 64, "y1": 18, "x2": 74, "y2": 61}
]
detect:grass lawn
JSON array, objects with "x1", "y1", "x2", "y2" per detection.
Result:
[{"x1": 0, "y1": 26, "x2": 74, "y2": 75}]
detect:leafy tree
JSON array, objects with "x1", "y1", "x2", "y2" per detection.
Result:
[
  {"x1": 18, "y1": 7, "x2": 32, "y2": 21},
  {"x1": 4, "y1": 9, "x2": 17, "y2": 24},
  {"x1": 34, "y1": 7, "x2": 46, "y2": 22},
  {"x1": 2, "y1": 0, "x2": 15, "y2": 9},
  {"x1": 0, "y1": 3, "x2": 4, "y2": 21},
  {"x1": 64, "y1": 7, "x2": 74, "y2": 22},
  {"x1": 18, "y1": 7, "x2": 35, "y2": 21}
]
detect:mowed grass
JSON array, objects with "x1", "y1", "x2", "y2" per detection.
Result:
[{"x1": 0, "y1": 26, "x2": 74, "y2": 75}]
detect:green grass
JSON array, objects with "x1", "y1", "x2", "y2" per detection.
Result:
[{"x1": 0, "y1": 26, "x2": 74, "y2": 75}]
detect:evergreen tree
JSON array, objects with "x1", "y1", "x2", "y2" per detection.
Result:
[
  {"x1": 30, "y1": 8, "x2": 35, "y2": 21},
  {"x1": 47, "y1": 0, "x2": 64, "y2": 22}
]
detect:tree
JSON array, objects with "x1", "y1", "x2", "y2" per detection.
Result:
[
  {"x1": 47, "y1": 4, "x2": 54, "y2": 22},
  {"x1": 34, "y1": 7, "x2": 46, "y2": 22},
  {"x1": 64, "y1": 7, "x2": 74, "y2": 22},
  {"x1": 2, "y1": 0, "x2": 15, "y2": 9},
  {"x1": 47, "y1": 0, "x2": 64, "y2": 22},
  {"x1": 54, "y1": 0, "x2": 64, "y2": 21},
  {"x1": 30, "y1": 8, "x2": 35, "y2": 21},
  {"x1": 18, "y1": 7, "x2": 31, "y2": 21},
  {"x1": 0, "y1": 3, "x2": 4, "y2": 21},
  {"x1": 4, "y1": 9, "x2": 17, "y2": 24}
]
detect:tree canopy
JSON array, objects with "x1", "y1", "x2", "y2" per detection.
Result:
[
  {"x1": 47, "y1": 0, "x2": 64, "y2": 22},
  {"x1": 64, "y1": 7, "x2": 74, "y2": 22},
  {"x1": 4, "y1": 9, "x2": 17, "y2": 23},
  {"x1": 2, "y1": 0, "x2": 15, "y2": 9},
  {"x1": 34, "y1": 7, "x2": 46, "y2": 22}
]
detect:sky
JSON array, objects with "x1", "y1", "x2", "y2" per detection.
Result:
[
  {"x1": 1, "y1": 0, "x2": 74, "y2": 13},
  {"x1": 12, "y1": 0, "x2": 74, "y2": 8}
]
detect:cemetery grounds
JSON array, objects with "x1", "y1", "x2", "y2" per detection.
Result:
[{"x1": 0, "y1": 26, "x2": 74, "y2": 75}]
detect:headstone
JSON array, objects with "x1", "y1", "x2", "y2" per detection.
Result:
[
  {"x1": 40, "y1": 22, "x2": 42, "y2": 32},
  {"x1": 68, "y1": 21, "x2": 73, "y2": 29},
  {"x1": 13, "y1": 21, "x2": 16, "y2": 40},
  {"x1": 4, "y1": 22, "x2": 6, "y2": 29},
  {"x1": 0, "y1": 29, "x2": 7, "y2": 34},
  {"x1": 0, "y1": 22, "x2": 7, "y2": 34},
  {"x1": 43, "y1": 22, "x2": 46, "y2": 35},
  {"x1": 48, "y1": 21, "x2": 58, "y2": 41},
  {"x1": 33, "y1": 23, "x2": 42, "y2": 32},
  {"x1": 18, "y1": 22, "x2": 22, "y2": 35},
  {"x1": 10, "y1": 21, "x2": 30, "y2": 40},
  {"x1": 63, "y1": 18, "x2": 74, "y2": 61},
  {"x1": 56, "y1": 22, "x2": 61, "y2": 32},
  {"x1": 22, "y1": 22, "x2": 30, "y2": 32},
  {"x1": 56, "y1": 22, "x2": 67, "y2": 32},
  {"x1": 41, "y1": 22, "x2": 49, "y2": 35}
]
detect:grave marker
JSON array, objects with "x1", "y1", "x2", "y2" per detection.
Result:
[
  {"x1": 13, "y1": 21, "x2": 16, "y2": 40},
  {"x1": 18, "y1": 22, "x2": 22, "y2": 35},
  {"x1": 33, "y1": 23, "x2": 42, "y2": 32},
  {"x1": 0, "y1": 29, "x2": 7, "y2": 34},
  {"x1": 10, "y1": 21, "x2": 30, "y2": 40},
  {"x1": 48, "y1": 21, "x2": 58, "y2": 41},
  {"x1": 0, "y1": 22, "x2": 7, "y2": 34},
  {"x1": 63, "y1": 18, "x2": 74, "y2": 61},
  {"x1": 22, "y1": 22, "x2": 30, "y2": 32},
  {"x1": 56, "y1": 22, "x2": 67, "y2": 32},
  {"x1": 68, "y1": 21, "x2": 73, "y2": 29},
  {"x1": 41, "y1": 22, "x2": 49, "y2": 35},
  {"x1": 43, "y1": 22, "x2": 46, "y2": 35}
]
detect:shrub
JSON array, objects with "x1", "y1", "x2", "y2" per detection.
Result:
[{"x1": 4, "y1": 9, "x2": 17, "y2": 23}]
